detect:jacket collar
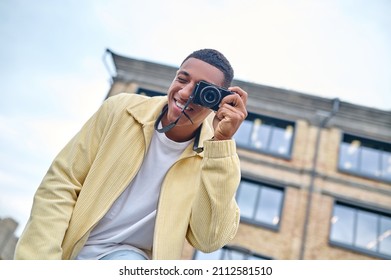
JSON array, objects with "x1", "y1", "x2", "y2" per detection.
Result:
[{"x1": 125, "y1": 94, "x2": 215, "y2": 157}]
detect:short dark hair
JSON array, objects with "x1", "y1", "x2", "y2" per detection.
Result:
[{"x1": 181, "y1": 49, "x2": 234, "y2": 88}]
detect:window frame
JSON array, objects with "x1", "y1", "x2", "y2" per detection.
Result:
[
  {"x1": 329, "y1": 200, "x2": 391, "y2": 259},
  {"x1": 193, "y1": 245, "x2": 272, "y2": 260},
  {"x1": 235, "y1": 112, "x2": 296, "y2": 159},
  {"x1": 236, "y1": 178, "x2": 285, "y2": 231},
  {"x1": 338, "y1": 133, "x2": 391, "y2": 183},
  {"x1": 136, "y1": 87, "x2": 166, "y2": 97}
]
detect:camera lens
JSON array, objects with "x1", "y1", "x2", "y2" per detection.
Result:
[{"x1": 200, "y1": 86, "x2": 221, "y2": 108}]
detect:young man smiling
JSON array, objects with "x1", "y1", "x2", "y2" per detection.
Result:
[
  {"x1": 163, "y1": 54, "x2": 247, "y2": 142},
  {"x1": 15, "y1": 49, "x2": 248, "y2": 260}
]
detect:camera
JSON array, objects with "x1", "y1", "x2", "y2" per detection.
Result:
[{"x1": 191, "y1": 80, "x2": 233, "y2": 111}]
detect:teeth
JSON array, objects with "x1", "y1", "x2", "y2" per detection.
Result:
[{"x1": 176, "y1": 101, "x2": 190, "y2": 110}]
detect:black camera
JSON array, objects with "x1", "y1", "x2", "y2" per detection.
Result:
[{"x1": 191, "y1": 80, "x2": 233, "y2": 111}]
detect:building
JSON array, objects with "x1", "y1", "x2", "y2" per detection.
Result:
[
  {"x1": 104, "y1": 49, "x2": 391, "y2": 260},
  {"x1": 0, "y1": 217, "x2": 18, "y2": 260}
]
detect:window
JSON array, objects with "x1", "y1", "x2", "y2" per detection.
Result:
[
  {"x1": 137, "y1": 87, "x2": 165, "y2": 97},
  {"x1": 330, "y1": 202, "x2": 391, "y2": 259},
  {"x1": 235, "y1": 113, "x2": 295, "y2": 158},
  {"x1": 339, "y1": 134, "x2": 391, "y2": 182},
  {"x1": 193, "y1": 245, "x2": 271, "y2": 260},
  {"x1": 236, "y1": 179, "x2": 284, "y2": 230}
]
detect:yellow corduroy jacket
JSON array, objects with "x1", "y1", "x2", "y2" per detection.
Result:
[{"x1": 14, "y1": 93, "x2": 241, "y2": 260}]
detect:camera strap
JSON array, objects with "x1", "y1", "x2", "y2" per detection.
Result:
[
  {"x1": 154, "y1": 96, "x2": 194, "y2": 133},
  {"x1": 154, "y1": 96, "x2": 204, "y2": 153}
]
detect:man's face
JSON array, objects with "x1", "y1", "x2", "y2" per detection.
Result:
[{"x1": 164, "y1": 57, "x2": 225, "y2": 132}]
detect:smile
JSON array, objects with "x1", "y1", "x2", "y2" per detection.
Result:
[{"x1": 175, "y1": 100, "x2": 192, "y2": 111}]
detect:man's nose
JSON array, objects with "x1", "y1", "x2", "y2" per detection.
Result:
[{"x1": 178, "y1": 84, "x2": 194, "y2": 100}]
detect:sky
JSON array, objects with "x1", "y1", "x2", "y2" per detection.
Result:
[{"x1": 0, "y1": 0, "x2": 390, "y2": 236}]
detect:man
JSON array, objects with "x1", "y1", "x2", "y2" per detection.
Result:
[{"x1": 14, "y1": 49, "x2": 248, "y2": 260}]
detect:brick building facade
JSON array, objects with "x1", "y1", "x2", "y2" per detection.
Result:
[{"x1": 0, "y1": 218, "x2": 18, "y2": 260}]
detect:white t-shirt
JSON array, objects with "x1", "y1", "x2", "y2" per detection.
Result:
[{"x1": 76, "y1": 126, "x2": 191, "y2": 259}]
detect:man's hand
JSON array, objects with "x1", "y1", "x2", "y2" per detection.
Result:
[{"x1": 213, "y1": 86, "x2": 248, "y2": 140}]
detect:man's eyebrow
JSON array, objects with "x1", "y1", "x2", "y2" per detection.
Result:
[{"x1": 177, "y1": 70, "x2": 190, "y2": 76}]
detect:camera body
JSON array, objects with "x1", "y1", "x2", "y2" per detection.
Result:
[{"x1": 191, "y1": 80, "x2": 233, "y2": 111}]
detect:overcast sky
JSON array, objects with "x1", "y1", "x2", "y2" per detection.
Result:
[{"x1": 1, "y1": 0, "x2": 390, "y2": 236}]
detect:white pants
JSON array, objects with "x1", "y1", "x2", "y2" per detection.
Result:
[{"x1": 99, "y1": 250, "x2": 147, "y2": 260}]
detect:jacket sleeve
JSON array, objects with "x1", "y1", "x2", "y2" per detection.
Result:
[
  {"x1": 14, "y1": 98, "x2": 114, "y2": 259},
  {"x1": 186, "y1": 139, "x2": 241, "y2": 253}
]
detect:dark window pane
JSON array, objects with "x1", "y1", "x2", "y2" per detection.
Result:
[
  {"x1": 235, "y1": 119, "x2": 253, "y2": 146},
  {"x1": 269, "y1": 125, "x2": 293, "y2": 155},
  {"x1": 255, "y1": 187, "x2": 283, "y2": 225},
  {"x1": 355, "y1": 211, "x2": 378, "y2": 251},
  {"x1": 360, "y1": 146, "x2": 381, "y2": 177},
  {"x1": 250, "y1": 119, "x2": 270, "y2": 150},
  {"x1": 340, "y1": 134, "x2": 391, "y2": 182},
  {"x1": 137, "y1": 88, "x2": 165, "y2": 97},
  {"x1": 330, "y1": 204, "x2": 355, "y2": 244},
  {"x1": 237, "y1": 181, "x2": 258, "y2": 219},
  {"x1": 237, "y1": 180, "x2": 284, "y2": 228},
  {"x1": 248, "y1": 255, "x2": 265, "y2": 260},
  {"x1": 195, "y1": 250, "x2": 221, "y2": 260},
  {"x1": 330, "y1": 202, "x2": 391, "y2": 258},
  {"x1": 379, "y1": 216, "x2": 391, "y2": 255},
  {"x1": 194, "y1": 247, "x2": 269, "y2": 260},
  {"x1": 235, "y1": 113, "x2": 295, "y2": 158},
  {"x1": 222, "y1": 250, "x2": 245, "y2": 260},
  {"x1": 382, "y1": 151, "x2": 391, "y2": 180},
  {"x1": 339, "y1": 141, "x2": 359, "y2": 171}
]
